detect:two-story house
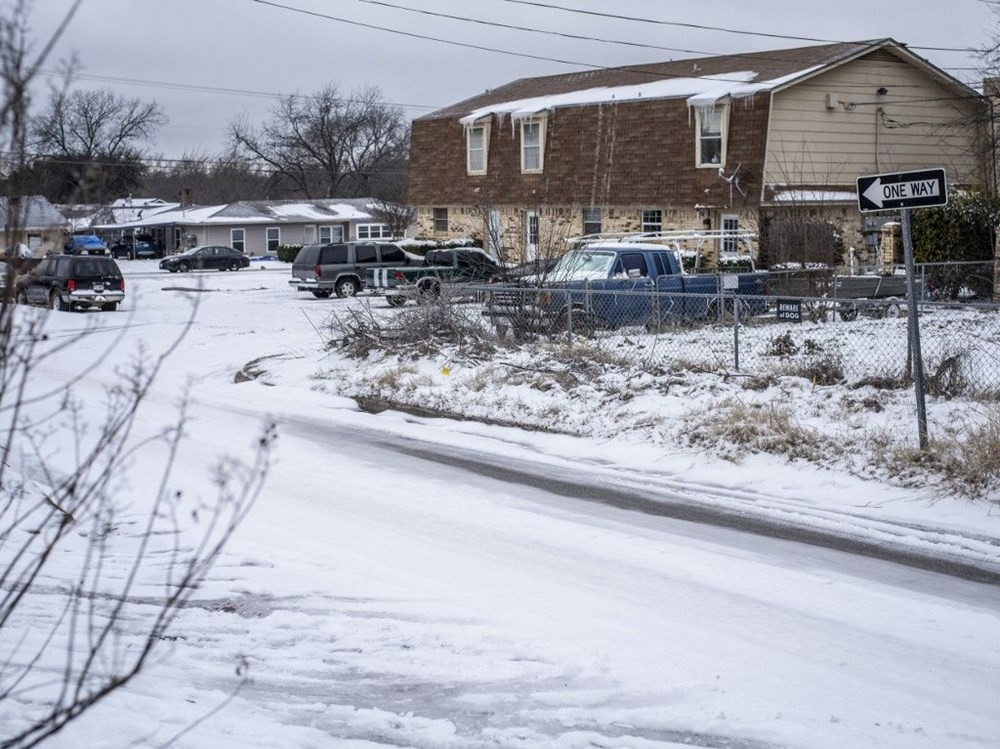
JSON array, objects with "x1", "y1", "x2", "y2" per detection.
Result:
[{"x1": 407, "y1": 39, "x2": 987, "y2": 267}]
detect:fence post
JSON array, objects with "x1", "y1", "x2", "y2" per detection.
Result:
[{"x1": 733, "y1": 294, "x2": 740, "y2": 371}]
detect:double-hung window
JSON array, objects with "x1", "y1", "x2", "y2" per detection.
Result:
[
  {"x1": 466, "y1": 121, "x2": 489, "y2": 175},
  {"x1": 266, "y1": 227, "x2": 280, "y2": 252},
  {"x1": 583, "y1": 208, "x2": 602, "y2": 236},
  {"x1": 357, "y1": 224, "x2": 391, "y2": 240},
  {"x1": 697, "y1": 106, "x2": 726, "y2": 167},
  {"x1": 520, "y1": 118, "x2": 545, "y2": 173},
  {"x1": 641, "y1": 209, "x2": 662, "y2": 235},
  {"x1": 319, "y1": 225, "x2": 344, "y2": 244},
  {"x1": 433, "y1": 208, "x2": 448, "y2": 233},
  {"x1": 230, "y1": 228, "x2": 245, "y2": 252}
]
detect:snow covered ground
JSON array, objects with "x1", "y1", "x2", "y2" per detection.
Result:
[{"x1": 2, "y1": 261, "x2": 999, "y2": 749}]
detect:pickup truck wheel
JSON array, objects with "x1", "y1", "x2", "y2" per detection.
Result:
[
  {"x1": 416, "y1": 279, "x2": 441, "y2": 302},
  {"x1": 836, "y1": 303, "x2": 859, "y2": 322},
  {"x1": 334, "y1": 278, "x2": 360, "y2": 298},
  {"x1": 386, "y1": 296, "x2": 406, "y2": 307},
  {"x1": 311, "y1": 290, "x2": 332, "y2": 299},
  {"x1": 101, "y1": 302, "x2": 118, "y2": 312},
  {"x1": 557, "y1": 308, "x2": 595, "y2": 337}
]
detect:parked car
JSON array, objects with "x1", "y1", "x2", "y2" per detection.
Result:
[
  {"x1": 159, "y1": 245, "x2": 250, "y2": 272},
  {"x1": 63, "y1": 234, "x2": 109, "y2": 256},
  {"x1": 289, "y1": 241, "x2": 411, "y2": 298},
  {"x1": 111, "y1": 240, "x2": 158, "y2": 260},
  {"x1": 15, "y1": 254, "x2": 125, "y2": 311}
]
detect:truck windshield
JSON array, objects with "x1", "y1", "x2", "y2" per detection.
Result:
[{"x1": 551, "y1": 251, "x2": 615, "y2": 277}]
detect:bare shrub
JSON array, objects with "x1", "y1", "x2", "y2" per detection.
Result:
[
  {"x1": 329, "y1": 297, "x2": 499, "y2": 361},
  {"x1": 924, "y1": 351, "x2": 967, "y2": 398},
  {"x1": 765, "y1": 332, "x2": 798, "y2": 357},
  {"x1": 776, "y1": 355, "x2": 845, "y2": 385}
]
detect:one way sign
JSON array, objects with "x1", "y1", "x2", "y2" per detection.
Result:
[{"x1": 856, "y1": 168, "x2": 948, "y2": 212}]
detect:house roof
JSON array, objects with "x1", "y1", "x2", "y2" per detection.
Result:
[
  {"x1": 0, "y1": 196, "x2": 68, "y2": 231},
  {"x1": 423, "y1": 39, "x2": 979, "y2": 121},
  {"x1": 100, "y1": 198, "x2": 380, "y2": 229}
]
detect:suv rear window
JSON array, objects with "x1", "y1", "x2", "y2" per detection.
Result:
[
  {"x1": 321, "y1": 244, "x2": 349, "y2": 264},
  {"x1": 72, "y1": 257, "x2": 121, "y2": 279},
  {"x1": 294, "y1": 245, "x2": 322, "y2": 265}
]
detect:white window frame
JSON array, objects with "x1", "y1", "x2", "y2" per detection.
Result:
[
  {"x1": 696, "y1": 104, "x2": 728, "y2": 168},
  {"x1": 356, "y1": 223, "x2": 391, "y2": 240},
  {"x1": 230, "y1": 228, "x2": 246, "y2": 252},
  {"x1": 266, "y1": 226, "x2": 280, "y2": 252},
  {"x1": 582, "y1": 208, "x2": 602, "y2": 236},
  {"x1": 319, "y1": 225, "x2": 344, "y2": 244},
  {"x1": 520, "y1": 117, "x2": 546, "y2": 173},
  {"x1": 721, "y1": 214, "x2": 739, "y2": 257},
  {"x1": 640, "y1": 209, "x2": 662, "y2": 234},
  {"x1": 466, "y1": 120, "x2": 490, "y2": 175}
]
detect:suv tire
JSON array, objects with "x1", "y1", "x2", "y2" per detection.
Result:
[
  {"x1": 49, "y1": 290, "x2": 70, "y2": 312},
  {"x1": 334, "y1": 277, "x2": 360, "y2": 298}
]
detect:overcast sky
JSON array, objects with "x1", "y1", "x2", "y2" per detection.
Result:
[{"x1": 23, "y1": 0, "x2": 995, "y2": 160}]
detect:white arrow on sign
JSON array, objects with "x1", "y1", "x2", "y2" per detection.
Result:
[{"x1": 862, "y1": 177, "x2": 941, "y2": 208}]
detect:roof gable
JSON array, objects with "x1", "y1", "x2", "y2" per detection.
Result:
[{"x1": 425, "y1": 39, "x2": 979, "y2": 121}]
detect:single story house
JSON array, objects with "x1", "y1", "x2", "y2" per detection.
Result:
[{"x1": 99, "y1": 198, "x2": 402, "y2": 255}]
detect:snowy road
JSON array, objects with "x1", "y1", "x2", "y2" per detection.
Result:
[{"x1": 4, "y1": 263, "x2": 999, "y2": 749}]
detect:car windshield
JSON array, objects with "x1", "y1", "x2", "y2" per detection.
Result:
[
  {"x1": 179, "y1": 246, "x2": 205, "y2": 256},
  {"x1": 550, "y1": 250, "x2": 615, "y2": 277}
]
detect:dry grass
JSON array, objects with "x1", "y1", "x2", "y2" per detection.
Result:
[
  {"x1": 885, "y1": 409, "x2": 1000, "y2": 497},
  {"x1": 686, "y1": 398, "x2": 835, "y2": 462}
]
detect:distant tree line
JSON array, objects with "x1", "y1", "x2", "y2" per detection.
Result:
[{"x1": 2, "y1": 81, "x2": 410, "y2": 207}]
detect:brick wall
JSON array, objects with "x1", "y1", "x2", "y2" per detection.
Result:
[{"x1": 408, "y1": 96, "x2": 770, "y2": 209}]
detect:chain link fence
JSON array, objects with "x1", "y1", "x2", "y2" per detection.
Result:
[{"x1": 386, "y1": 272, "x2": 1000, "y2": 400}]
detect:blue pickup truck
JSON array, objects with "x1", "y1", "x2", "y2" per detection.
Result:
[{"x1": 485, "y1": 242, "x2": 766, "y2": 332}]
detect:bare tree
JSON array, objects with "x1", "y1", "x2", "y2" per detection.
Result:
[
  {"x1": 229, "y1": 84, "x2": 409, "y2": 200},
  {"x1": 368, "y1": 198, "x2": 415, "y2": 239},
  {"x1": 27, "y1": 87, "x2": 166, "y2": 203},
  {"x1": 1, "y1": 4, "x2": 272, "y2": 746},
  {"x1": 141, "y1": 151, "x2": 270, "y2": 204}
]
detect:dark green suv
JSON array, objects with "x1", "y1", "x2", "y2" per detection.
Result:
[{"x1": 16, "y1": 254, "x2": 125, "y2": 311}]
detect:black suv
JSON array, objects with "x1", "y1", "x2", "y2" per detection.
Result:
[
  {"x1": 289, "y1": 241, "x2": 410, "y2": 298},
  {"x1": 16, "y1": 254, "x2": 125, "y2": 311}
]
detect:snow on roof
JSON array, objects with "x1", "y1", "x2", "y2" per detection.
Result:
[
  {"x1": 99, "y1": 199, "x2": 379, "y2": 229},
  {"x1": 0, "y1": 196, "x2": 68, "y2": 230},
  {"x1": 459, "y1": 67, "x2": 823, "y2": 125}
]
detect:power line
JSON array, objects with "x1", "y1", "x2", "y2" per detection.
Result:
[
  {"x1": 495, "y1": 0, "x2": 978, "y2": 54},
  {"x1": 19, "y1": 65, "x2": 437, "y2": 112},
  {"x1": 250, "y1": 0, "x2": 984, "y2": 100}
]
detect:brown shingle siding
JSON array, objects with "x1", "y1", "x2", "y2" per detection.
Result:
[{"x1": 410, "y1": 96, "x2": 771, "y2": 210}]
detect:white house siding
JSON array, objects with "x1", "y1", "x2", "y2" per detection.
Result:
[
  {"x1": 179, "y1": 224, "x2": 349, "y2": 254},
  {"x1": 764, "y1": 51, "x2": 985, "y2": 189}
]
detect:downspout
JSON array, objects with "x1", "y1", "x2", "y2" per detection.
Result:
[{"x1": 875, "y1": 106, "x2": 882, "y2": 171}]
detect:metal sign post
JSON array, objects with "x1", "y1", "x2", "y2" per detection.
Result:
[
  {"x1": 901, "y1": 208, "x2": 928, "y2": 450},
  {"x1": 857, "y1": 168, "x2": 946, "y2": 451}
]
